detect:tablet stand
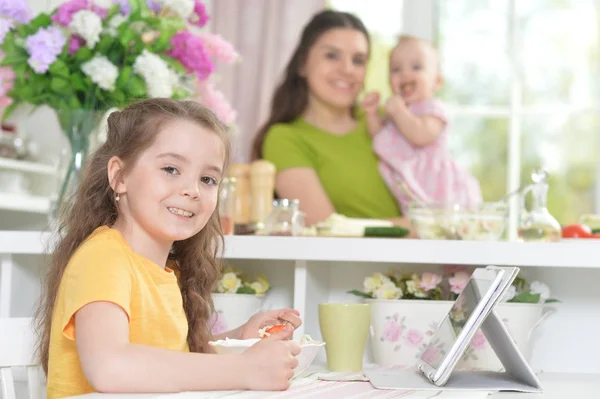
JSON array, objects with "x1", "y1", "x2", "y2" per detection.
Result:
[{"x1": 365, "y1": 271, "x2": 543, "y2": 393}]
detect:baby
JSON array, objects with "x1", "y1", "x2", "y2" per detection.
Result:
[{"x1": 362, "y1": 35, "x2": 482, "y2": 214}]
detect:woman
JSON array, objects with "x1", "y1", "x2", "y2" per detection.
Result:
[{"x1": 252, "y1": 10, "x2": 407, "y2": 227}]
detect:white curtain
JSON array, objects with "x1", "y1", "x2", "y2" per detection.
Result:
[{"x1": 210, "y1": 0, "x2": 326, "y2": 162}]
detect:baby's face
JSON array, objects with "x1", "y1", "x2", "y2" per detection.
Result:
[{"x1": 389, "y1": 39, "x2": 442, "y2": 105}]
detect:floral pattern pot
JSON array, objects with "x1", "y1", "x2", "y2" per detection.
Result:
[
  {"x1": 210, "y1": 293, "x2": 263, "y2": 335},
  {"x1": 366, "y1": 299, "x2": 551, "y2": 370}
]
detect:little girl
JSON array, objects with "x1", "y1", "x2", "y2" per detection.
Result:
[
  {"x1": 362, "y1": 35, "x2": 482, "y2": 214},
  {"x1": 35, "y1": 98, "x2": 302, "y2": 399}
]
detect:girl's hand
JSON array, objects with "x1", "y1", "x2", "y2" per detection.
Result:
[
  {"x1": 385, "y1": 94, "x2": 407, "y2": 117},
  {"x1": 239, "y1": 308, "x2": 302, "y2": 339},
  {"x1": 361, "y1": 91, "x2": 381, "y2": 115},
  {"x1": 240, "y1": 329, "x2": 301, "y2": 390}
]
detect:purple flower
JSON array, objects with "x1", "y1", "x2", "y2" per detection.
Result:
[
  {"x1": 146, "y1": 0, "x2": 161, "y2": 13},
  {"x1": 167, "y1": 31, "x2": 214, "y2": 80},
  {"x1": 25, "y1": 26, "x2": 67, "y2": 73},
  {"x1": 0, "y1": 0, "x2": 33, "y2": 24},
  {"x1": 191, "y1": 0, "x2": 209, "y2": 27},
  {"x1": 52, "y1": 0, "x2": 107, "y2": 27},
  {"x1": 114, "y1": 0, "x2": 130, "y2": 15},
  {"x1": 0, "y1": 18, "x2": 13, "y2": 44},
  {"x1": 68, "y1": 35, "x2": 85, "y2": 55}
]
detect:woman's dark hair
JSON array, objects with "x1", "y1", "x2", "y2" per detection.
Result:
[{"x1": 251, "y1": 10, "x2": 370, "y2": 160}]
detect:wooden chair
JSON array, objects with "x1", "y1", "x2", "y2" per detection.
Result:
[{"x1": 0, "y1": 317, "x2": 43, "y2": 399}]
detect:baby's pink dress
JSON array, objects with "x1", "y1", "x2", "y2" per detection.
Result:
[{"x1": 373, "y1": 98, "x2": 483, "y2": 214}]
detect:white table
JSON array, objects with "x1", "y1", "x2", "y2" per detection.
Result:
[{"x1": 64, "y1": 369, "x2": 599, "y2": 399}]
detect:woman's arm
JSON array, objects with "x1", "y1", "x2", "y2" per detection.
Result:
[
  {"x1": 274, "y1": 168, "x2": 335, "y2": 226},
  {"x1": 75, "y1": 302, "x2": 299, "y2": 393}
]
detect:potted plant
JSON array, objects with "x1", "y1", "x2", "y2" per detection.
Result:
[
  {"x1": 0, "y1": 0, "x2": 238, "y2": 213},
  {"x1": 210, "y1": 266, "x2": 271, "y2": 335},
  {"x1": 350, "y1": 267, "x2": 556, "y2": 369}
]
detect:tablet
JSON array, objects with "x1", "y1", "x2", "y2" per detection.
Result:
[{"x1": 417, "y1": 266, "x2": 512, "y2": 386}]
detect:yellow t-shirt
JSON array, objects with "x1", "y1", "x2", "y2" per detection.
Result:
[{"x1": 46, "y1": 226, "x2": 189, "y2": 399}]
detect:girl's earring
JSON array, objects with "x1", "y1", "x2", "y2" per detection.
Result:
[{"x1": 115, "y1": 192, "x2": 120, "y2": 202}]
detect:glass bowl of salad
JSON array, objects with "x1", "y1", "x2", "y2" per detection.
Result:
[{"x1": 407, "y1": 202, "x2": 508, "y2": 240}]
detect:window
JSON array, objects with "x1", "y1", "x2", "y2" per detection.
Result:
[{"x1": 331, "y1": 0, "x2": 600, "y2": 236}]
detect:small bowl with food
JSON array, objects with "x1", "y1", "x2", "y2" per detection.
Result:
[
  {"x1": 407, "y1": 202, "x2": 508, "y2": 240},
  {"x1": 209, "y1": 325, "x2": 325, "y2": 378}
]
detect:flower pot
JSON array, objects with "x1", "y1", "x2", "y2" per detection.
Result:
[
  {"x1": 366, "y1": 299, "x2": 552, "y2": 369},
  {"x1": 366, "y1": 299, "x2": 453, "y2": 366},
  {"x1": 458, "y1": 302, "x2": 553, "y2": 371},
  {"x1": 211, "y1": 293, "x2": 264, "y2": 335}
]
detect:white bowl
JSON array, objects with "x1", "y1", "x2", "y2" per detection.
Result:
[{"x1": 209, "y1": 337, "x2": 325, "y2": 378}]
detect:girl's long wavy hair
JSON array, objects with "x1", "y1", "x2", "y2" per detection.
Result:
[
  {"x1": 251, "y1": 10, "x2": 370, "y2": 160},
  {"x1": 35, "y1": 98, "x2": 231, "y2": 374}
]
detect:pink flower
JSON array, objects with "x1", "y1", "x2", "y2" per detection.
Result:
[
  {"x1": 167, "y1": 31, "x2": 214, "y2": 80},
  {"x1": 442, "y1": 265, "x2": 468, "y2": 274},
  {"x1": 404, "y1": 329, "x2": 424, "y2": 347},
  {"x1": 68, "y1": 35, "x2": 85, "y2": 55},
  {"x1": 421, "y1": 346, "x2": 439, "y2": 364},
  {"x1": 419, "y1": 272, "x2": 442, "y2": 291},
  {"x1": 199, "y1": 32, "x2": 239, "y2": 64},
  {"x1": 52, "y1": 0, "x2": 107, "y2": 27},
  {"x1": 382, "y1": 320, "x2": 403, "y2": 342},
  {"x1": 191, "y1": 0, "x2": 209, "y2": 27},
  {"x1": 209, "y1": 311, "x2": 228, "y2": 335},
  {"x1": 195, "y1": 82, "x2": 236, "y2": 125},
  {"x1": 449, "y1": 271, "x2": 471, "y2": 294},
  {"x1": 470, "y1": 330, "x2": 487, "y2": 350}
]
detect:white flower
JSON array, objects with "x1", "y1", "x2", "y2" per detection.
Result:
[
  {"x1": 93, "y1": 0, "x2": 114, "y2": 8},
  {"x1": 81, "y1": 56, "x2": 118, "y2": 91},
  {"x1": 218, "y1": 272, "x2": 242, "y2": 293},
  {"x1": 502, "y1": 285, "x2": 517, "y2": 302},
  {"x1": 162, "y1": 0, "x2": 194, "y2": 19},
  {"x1": 530, "y1": 281, "x2": 550, "y2": 302},
  {"x1": 69, "y1": 10, "x2": 102, "y2": 49},
  {"x1": 133, "y1": 50, "x2": 179, "y2": 97},
  {"x1": 363, "y1": 272, "x2": 390, "y2": 294},
  {"x1": 105, "y1": 14, "x2": 128, "y2": 37},
  {"x1": 406, "y1": 275, "x2": 428, "y2": 298},
  {"x1": 374, "y1": 281, "x2": 403, "y2": 300},
  {"x1": 249, "y1": 276, "x2": 270, "y2": 297}
]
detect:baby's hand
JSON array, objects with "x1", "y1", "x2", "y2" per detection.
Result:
[
  {"x1": 385, "y1": 94, "x2": 406, "y2": 117},
  {"x1": 240, "y1": 328, "x2": 301, "y2": 390},
  {"x1": 361, "y1": 91, "x2": 380, "y2": 115}
]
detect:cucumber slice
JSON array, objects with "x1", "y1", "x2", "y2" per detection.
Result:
[{"x1": 364, "y1": 226, "x2": 410, "y2": 238}]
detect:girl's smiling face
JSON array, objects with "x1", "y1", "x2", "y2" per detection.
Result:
[{"x1": 111, "y1": 119, "x2": 225, "y2": 244}]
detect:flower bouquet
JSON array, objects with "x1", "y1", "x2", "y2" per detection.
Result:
[{"x1": 0, "y1": 0, "x2": 238, "y2": 210}]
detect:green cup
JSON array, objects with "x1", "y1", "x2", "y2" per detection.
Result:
[{"x1": 318, "y1": 303, "x2": 371, "y2": 372}]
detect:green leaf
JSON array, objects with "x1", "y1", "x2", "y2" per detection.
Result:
[
  {"x1": 50, "y1": 77, "x2": 70, "y2": 94},
  {"x1": 116, "y1": 66, "x2": 132, "y2": 89},
  {"x1": 75, "y1": 47, "x2": 93, "y2": 63},
  {"x1": 161, "y1": 55, "x2": 187, "y2": 74},
  {"x1": 68, "y1": 96, "x2": 82, "y2": 109},
  {"x1": 25, "y1": 14, "x2": 52, "y2": 34},
  {"x1": 509, "y1": 292, "x2": 541, "y2": 304},
  {"x1": 49, "y1": 60, "x2": 70, "y2": 78},
  {"x1": 126, "y1": 75, "x2": 146, "y2": 97},
  {"x1": 236, "y1": 286, "x2": 256, "y2": 295},
  {"x1": 544, "y1": 299, "x2": 561, "y2": 303},
  {"x1": 71, "y1": 73, "x2": 87, "y2": 91},
  {"x1": 347, "y1": 289, "x2": 373, "y2": 299},
  {"x1": 1, "y1": 102, "x2": 19, "y2": 121},
  {"x1": 119, "y1": 28, "x2": 136, "y2": 48},
  {"x1": 96, "y1": 35, "x2": 116, "y2": 55}
]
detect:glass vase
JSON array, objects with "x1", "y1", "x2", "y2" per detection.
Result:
[{"x1": 52, "y1": 109, "x2": 104, "y2": 216}]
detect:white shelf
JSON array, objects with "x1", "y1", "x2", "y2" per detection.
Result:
[
  {"x1": 1, "y1": 232, "x2": 599, "y2": 268},
  {"x1": 0, "y1": 193, "x2": 51, "y2": 214},
  {"x1": 0, "y1": 158, "x2": 57, "y2": 176}
]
